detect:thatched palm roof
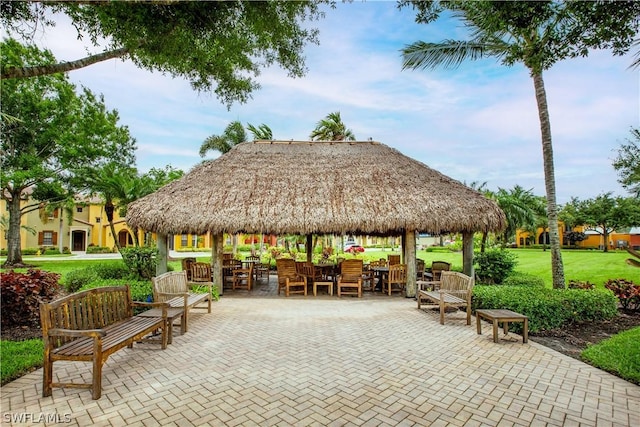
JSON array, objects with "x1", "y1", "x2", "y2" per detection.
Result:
[{"x1": 126, "y1": 140, "x2": 505, "y2": 236}]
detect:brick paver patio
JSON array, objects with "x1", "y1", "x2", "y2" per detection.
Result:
[{"x1": 2, "y1": 278, "x2": 639, "y2": 426}]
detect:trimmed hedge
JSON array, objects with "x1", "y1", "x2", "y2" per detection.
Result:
[
  {"x1": 501, "y1": 273, "x2": 545, "y2": 287},
  {"x1": 472, "y1": 285, "x2": 618, "y2": 333},
  {"x1": 79, "y1": 279, "x2": 153, "y2": 303}
]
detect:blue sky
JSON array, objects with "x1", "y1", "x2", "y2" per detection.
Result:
[{"x1": 17, "y1": 1, "x2": 640, "y2": 204}]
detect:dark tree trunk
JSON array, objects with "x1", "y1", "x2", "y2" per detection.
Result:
[{"x1": 3, "y1": 193, "x2": 24, "y2": 267}]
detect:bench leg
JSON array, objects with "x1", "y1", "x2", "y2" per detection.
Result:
[
  {"x1": 92, "y1": 358, "x2": 103, "y2": 400},
  {"x1": 523, "y1": 318, "x2": 528, "y2": 343},
  {"x1": 42, "y1": 354, "x2": 52, "y2": 397},
  {"x1": 476, "y1": 313, "x2": 482, "y2": 335},
  {"x1": 439, "y1": 299, "x2": 445, "y2": 325}
]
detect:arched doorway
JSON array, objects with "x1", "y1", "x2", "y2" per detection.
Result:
[
  {"x1": 118, "y1": 230, "x2": 133, "y2": 248},
  {"x1": 538, "y1": 232, "x2": 550, "y2": 245}
]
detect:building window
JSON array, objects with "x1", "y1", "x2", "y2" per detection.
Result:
[
  {"x1": 43, "y1": 231, "x2": 54, "y2": 246},
  {"x1": 192, "y1": 235, "x2": 197, "y2": 247},
  {"x1": 77, "y1": 207, "x2": 83, "y2": 213},
  {"x1": 181, "y1": 234, "x2": 188, "y2": 247}
]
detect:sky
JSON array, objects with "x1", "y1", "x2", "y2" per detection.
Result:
[{"x1": 10, "y1": 1, "x2": 640, "y2": 204}]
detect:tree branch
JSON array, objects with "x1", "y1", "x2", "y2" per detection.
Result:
[{"x1": 1, "y1": 47, "x2": 129, "y2": 79}]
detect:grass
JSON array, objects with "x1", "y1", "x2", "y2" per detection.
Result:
[
  {"x1": 581, "y1": 327, "x2": 640, "y2": 385},
  {"x1": 1, "y1": 248, "x2": 637, "y2": 385},
  {"x1": 0, "y1": 338, "x2": 44, "y2": 385}
]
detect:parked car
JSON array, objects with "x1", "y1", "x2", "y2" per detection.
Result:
[{"x1": 344, "y1": 244, "x2": 365, "y2": 253}]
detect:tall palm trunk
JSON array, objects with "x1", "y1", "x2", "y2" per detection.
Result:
[
  {"x1": 105, "y1": 200, "x2": 122, "y2": 253},
  {"x1": 532, "y1": 71, "x2": 565, "y2": 289}
]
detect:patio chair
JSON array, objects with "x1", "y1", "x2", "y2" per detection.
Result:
[
  {"x1": 416, "y1": 259, "x2": 426, "y2": 280},
  {"x1": 431, "y1": 261, "x2": 451, "y2": 282},
  {"x1": 388, "y1": 254, "x2": 400, "y2": 265},
  {"x1": 382, "y1": 263, "x2": 407, "y2": 296},
  {"x1": 361, "y1": 263, "x2": 375, "y2": 292},
  {"x1": 246, "y1": 255, "x2": 269, "y2": 282},
  {"x1": 276, "y1": 258, "x2": 307, "y2": 297},
  {"x1": 181, "y1": 257, "x2": 196, "y2": 280},
  {"x1": 232, "y1": 262, "x2": 253, "y2": 291},
  {"x1": 337, "y1": 259, "x2": 363, "y2": 297}
]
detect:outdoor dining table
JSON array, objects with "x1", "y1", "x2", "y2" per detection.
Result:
[{"x1": 314, "y1": 262, "x2": 337, "y2": 283}]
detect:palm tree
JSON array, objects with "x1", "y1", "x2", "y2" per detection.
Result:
[
  {"x1": 310, "y1": 111, "x2": 356, "y2": 141},
  {"x1": 247, "y1": 123, "x2": 273, "y2": 140},
  {"x1": 402, "y1": 2, "x2": 571, "y2": 288},
  {"x1": 199, "y1": 121, "x2": 248, "y2": 157},
  {"x1": 467, "y1": 181, "x2": 494, "y2": 252},
  {"x1": 494, "y1": 186, "x2": 540, "y2": 247}
]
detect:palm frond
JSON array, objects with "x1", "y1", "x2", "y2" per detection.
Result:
[{"x1": 401, "y1": 39, "x2": 490, "y2": 70}]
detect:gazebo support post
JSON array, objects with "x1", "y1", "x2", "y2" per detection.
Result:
[
  {"x1": 156, "y1": 233, "x2": 168, "y2": 276},
  {"x1": 306, "y1": 234, "x2": 313, "y2": 263},
  {"x1": 462, "y1": 231, "x2": 474, "y2": 279},
  {"x1": 404, "y1": 229, "x2": 417, "y2": 298},
  {"x1": 212, "y1": 232, "x2": 223, "y2": 296}
]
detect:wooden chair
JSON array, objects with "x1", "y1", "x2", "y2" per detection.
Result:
[
  {"x1": 361, "y1": 263, "x2": 375, "y2": 292},
  {"x1": 276, "y1": 258, "x2": 307, "y2": 297},
  {"x1": 190, "y1": 262, "x2": 212, "y2": 284},
  {"x1": 337, "y1": 259, "x2": 363, "y2": 297},
  {"x1": 388, "y1": 254, "x2": 400, "y2": 265},
  {"x1": 152, "y1": 271, "x2": 212, "y2": 332},
  {"x1": 416, "y1": 259, "x2": 426, "y2": 280},
  {"x1": 382, "y1": 263, "x2": 407, "y2": 296},
  {"x1": 431, "y1": 261, "x2": 451, "y2": 282},
  {"x1": 232, "y1": 262, "x2": 253, "y2": 291},
  {"x1": 247, "y1": 255, "x2": 269, "y2": 282},
  {"x1": 181, "y1": 257, "x2": 196, "y2": 280},
  {"x1": 222, "y1": 258, "x2": 241, "y2": 290},
  {"x1": 417, "y1": 271, "x2": 474, "y2": 325}
]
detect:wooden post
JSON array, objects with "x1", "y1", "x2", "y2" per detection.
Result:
[
  {"x1": 212, "y1": 232, "x2": 223, "y2": 296},
  {"x1": 462, "y1": 231, "x2": 474, "y2": 279},
  {"x1": 306, "y1": 234, "x2": 313, "y2": 263},
  {"x1": 405, "y1": 230, "x2": 417, "y2": 298},
  {"x1": 156, "y1": 233, "x2": 168, "y2": 276}
]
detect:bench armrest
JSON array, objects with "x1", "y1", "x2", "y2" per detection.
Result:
[
  {"x1": 47, "y1": 328, "x2": 106, "y2": 338},
  {"x1": 157, "y1": 291, "x2": 189, "y2": 300}
]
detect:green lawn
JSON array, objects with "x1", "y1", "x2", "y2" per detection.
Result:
[{"x1": 581, "y1": 327, "x2": 640, "y2": 385}]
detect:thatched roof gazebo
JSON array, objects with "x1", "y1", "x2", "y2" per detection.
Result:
[{"x1": 127, "y1": 140, "x2": 505, "y2": 296}]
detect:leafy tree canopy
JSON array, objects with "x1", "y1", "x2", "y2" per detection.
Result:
[
  {"x1": 310, "y1": 111, "x2": 356, "y2": 141},
  {"x1": 1, "y1": 38, "x2": 136, "y2": 266},
  {"x1": 399, "y1": 0, "x2": 640, "y2": 73},
  {"x1": 612, "y1": 127, "x2": 640, "y2": 198},
  {"x1": 1, "y1": 1, "x2": 329, "y2": 107}
]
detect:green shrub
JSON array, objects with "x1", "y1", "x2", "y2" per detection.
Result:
[
  {"x1": 86, "y1": 245, "x2": 113, "y2": 254},
  {"x1": 63, "y1": 268, "x2": 98, "y2": 292},
  {"x1": 79, "y1": 279, "x2": 153, "y2": 302},
  {"x1": 568, "y1": 279, "x2": 595, "y2": 290},
  {"x1": 472, "y1": 285, "x2": 618, "y2": 333},
  {"x1": 92, "y1": 262, "x2": 131, "y2": 280},
  {"x1": 42, "y1": 247, "x2": 61, "y2": 255},
  {"x1": 474, "y1": 249, "x2": 517, "y2": 284},
  {"x1": 121, "y1": 246, "x2": 158, "y2": 280},
  {"x1": 0, "y1": 269, "x2": 61, "y2": 327},
  {"x1": 502, "y1": 273, "x2": 545, "y2": 287}
]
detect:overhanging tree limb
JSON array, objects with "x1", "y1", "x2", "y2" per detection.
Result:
[{"x1": 1, "y1": 47, "x2": 129, "y2": 79}]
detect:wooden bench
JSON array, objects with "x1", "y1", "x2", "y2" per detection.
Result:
[
  {"x1": 417, "y1": 271, "x2": 474, "y2": 325},
  {"x1": 40, "y1": 286, "x2": 169, "y2": 400},
  {"x1": 476, "y1": 309, "x2": 528, "y2": 343},
  {"x1": 152, "y1": 271, "x2": 212, "y2": 332}
]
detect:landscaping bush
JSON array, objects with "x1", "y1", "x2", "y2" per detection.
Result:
[
  {"x1": 121, "y1": 246, "x2": 158, "y2": 280},
  {"x1": 63, "y1": 268, "x2": 98, "y2": 292},
  {"x1": 474, "y1": 249, "x2": 517, "y2": 284},
  {"x1": 472, "y1": 285, "x2": 618, "y2": 333},
  {"x1": 605, "y1": 279, "x2": 640, "y2": 311},
  {"x1": 568, "y1": 279, "x2": 595, "y2": 290},
  {"x1": 92, "y1": 261, "x2": 132, "y2": 280},
  {"x1": 501, "y1": 273, "x2": 545, "y2": 287},
  {"x1": 0, "y1": 269, "x2": 61, "y2": 327},
  {"x1": 79, "y1": 279, "x2": 153, "y2": 302},
  {"x1": 86, "y1": 245, "x2": 113, "y2": 254},
  {"x1": 42, "y1": 247, "x2": 61, "y2": 255}
]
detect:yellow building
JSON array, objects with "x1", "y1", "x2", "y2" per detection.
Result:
[{"x1": 516, "y1": 222, "x2": 634, "y2": 250}]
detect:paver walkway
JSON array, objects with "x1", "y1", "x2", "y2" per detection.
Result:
[{"x1": 2, "y1": 287, "x2": 639, "y2": 426}]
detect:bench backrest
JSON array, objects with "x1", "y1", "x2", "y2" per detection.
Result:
[
  {"x1": 440, "y1": 271, "x2": 474, "y2": 293},
  {"x1": 40, "y1": 286, "x2": 133, "y2": 347},
  {"x1": 152, "y1": 271, "x2": 188, "y2": 301}
]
